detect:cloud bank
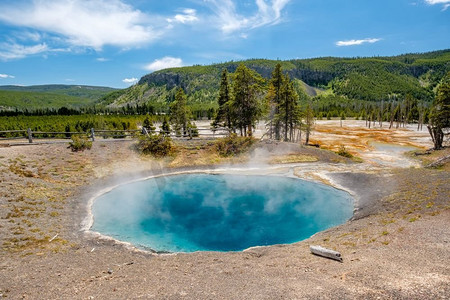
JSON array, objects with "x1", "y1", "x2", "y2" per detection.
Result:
[
  {"x1": 122, "y1": 77, "x2": 138, "y2": 84},
  {"x1": 0, "y1": 0, "x2": 292, "y2": 61},
  {"x1": 204, "y1": 0, "x2": 291, "y2": 34},
  {"x1": 336, "y1": 38, "x2": 381, "y2": 47},
  {"x1": 424, "y1": 0, "x2": 450, "y2": 10},
  {"x1": 145, "y1": 57, "x2": 184, "y2": 72},
  {"x1": 0, "y1": 74, "x2": 15, "y2": 79},
  {"x1": 0, "y1": 42, "x2": 49, "y2": 60},
  {"x1": 167, "y1": 9, "x2": 199, "y2": 24},
  {"x1": 0, "y1": 0, "x2": 159, "y2": 50}
]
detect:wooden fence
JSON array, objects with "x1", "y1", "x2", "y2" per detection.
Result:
[{"x1": 0, "y1": 127, "x2": 230, "y2": 145}]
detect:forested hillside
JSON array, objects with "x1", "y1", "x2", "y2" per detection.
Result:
[
  {"x1": 95, "y1": 50, "x2": 449, "y2": 117},
  {"x1": 0, "y1": 85, "x2": 116, "y2": 111},
  {"x1": 1, "y1": 50, "x2": 448, "y2": 118}
]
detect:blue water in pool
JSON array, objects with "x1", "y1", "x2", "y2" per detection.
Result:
[{"x1": 91, "y1": 174, "x2": 353, "y2": 252}]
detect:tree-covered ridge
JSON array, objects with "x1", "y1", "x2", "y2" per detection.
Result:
[
  {"x1": 98, "y1": 49, "x2": 449, "y2": 113},
  {"x1": 0, "y1": 90, "x2": 94, "y2": 110},
  {"x1": 291, "y1": 50, "x2": 450, "y2": 91},
  {"x1": 0, "y1": 84, "x2": 117, "y2": 111},
  {"x1": 96, "y1": 61, "x2": 316, "y2": 117},
  {"x1": 0, "y1": 84, "x2": 116, "y2": 100}
]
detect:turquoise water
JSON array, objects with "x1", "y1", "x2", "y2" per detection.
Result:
[{"x1": 91, "y1": 174, "x2": 353, "y2": 252}]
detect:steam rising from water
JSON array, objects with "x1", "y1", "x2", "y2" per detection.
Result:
[{"x1": 91, "y1": 174, "x2": 353, "y2": 252}]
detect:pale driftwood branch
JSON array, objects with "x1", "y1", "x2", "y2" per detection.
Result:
[
  {"x1": 49, "y1": 234, "x2": 58, "y2": 242},
  {"x1": 310, "y1": 245, "x2": 343, "y2": 262}
]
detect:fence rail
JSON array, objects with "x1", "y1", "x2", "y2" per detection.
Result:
[{"x1": 0, "y1": 127, "x2": 230, "y2": 144}]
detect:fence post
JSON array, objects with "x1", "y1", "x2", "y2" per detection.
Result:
[
  {"x1": 27, "y1": 128, "x2": 33, "y2": 143},
  {"x1": 189, "y1": 128, "x2": 192, "y2": 140},
  {"x1": 90, "y1": 128, "x2": 95, "y2": 141},
  {"x1": 142, "y1": 127, "x2": 149, "y2": 137}
]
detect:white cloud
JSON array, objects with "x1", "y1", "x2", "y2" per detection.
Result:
[
  {"x1": 0, "y1": 0, "x2": 161, "y2": 50},
  {"x1": 204, "y1": 0, "x2": 291, "y2": 34},
  {"x1": 144, "y1": 56, "x2": 183, "y2": 72},
  {"x1": 424, "y1": 0, "x2": 450, "y2": 4},
  {"x1": 424, "y1": 0, "x2": 450, "y2": 9},
  {"x1": 167, "y1": 8, "x2": 199, "y2": 24},
  {"x1": 15, "y1": 31, "x2": 42, "y2": 42},
  {"x1": 0, "y1": 74, "x2": 15, "y2": 79},
  {"x1": 0, "y1": 42, "x2": 49, "y2": 60},
  {"x1": 96, "y1": 57, "x2": 109, "y2": 62},
  {"x1": 336, "y1": 38, "x2": 382, "y2": 47},
  {"x1": 0, "y1": 0, "x2": 292, "y2": 61},
  {"x1": 122, "y1": 77, "x2": 138, "y2": 84}
]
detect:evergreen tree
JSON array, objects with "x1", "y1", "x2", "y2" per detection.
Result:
[
  {"x1": 65, "y1": 124, "x2": 71, "y2": 138},
  {"x1": 170, "y1": 88, "x2": 191, "y2": 136},
  {"x1": 389, "y1": 103, "x2": 401, "y2": 129},
  {"x1": 266, "y1": 63, "x2": 284, "y2": 140},
  {"x1": 303, "y1": 103, "x2": 315, "y2": 145},
  {"x1": 231, "y1": 64, "x2": 265, "y2": 137},
  {"x1": 161, "y1": 117, "x2": 171, "y2": 135},
  {"x1": 428, "y1": 72, "x2": 450, "y2": 149},
  {"x1": 143, "y1": 116, "x2": 156, "y2": 132},
  {"x1": 213, "y1": 69, "x2": 232, "y2": 129},
  {"x1": 276, "y1": 74, "x2": 302, "y2": 141},
  {"x1": 187, "y1": 121, "x2": 199, "y2": 137}
]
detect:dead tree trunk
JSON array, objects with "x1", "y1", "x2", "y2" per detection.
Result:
[{"x1": 427, "y1": 125, "x2": 444, "y2": 150}]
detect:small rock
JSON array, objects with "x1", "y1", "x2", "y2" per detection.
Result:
[{"x1": 107, "y1": 269, "x2": 113, "y2": 274}]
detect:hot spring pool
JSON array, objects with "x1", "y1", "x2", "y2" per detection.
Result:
[{"x1": 90, "y1": 174, "x2": 353, "y2": 252}]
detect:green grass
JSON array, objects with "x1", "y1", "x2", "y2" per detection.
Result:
[
  {"x1": 0, "y1": 85, "x2": 116, "y2": 110},
  {"x1": 0, "y1": 84, "x2": 115, "y2": 100}
]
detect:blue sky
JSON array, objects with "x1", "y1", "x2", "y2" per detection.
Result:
[{"x1": 0, "y1": 0, "x2": 449, "y2": 88}]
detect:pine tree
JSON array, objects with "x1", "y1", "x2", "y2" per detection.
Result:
[
  {"x1": 213, "y1": 69, "x2": 232, "y2": 130},
  {"x1": 266, "y1": 63, "x2": 283, "y2": 140},
  {"x1": 143, "y1": 116, "x2": 156, "y2": 132},
  {"x1": 231, "y1": 64, "x2": 265, "y2": 137},
  {"x1": 161, "y1": 117, "x2": 171, "y2": 135},
  {"x1": 303, "y1": 103, "x2": 314, "y2": 145},
  {"x1": 65, "y1": 124, "x2": 71, "y2": 138},
  {"x1": 276, "y1": 74, "x2": 302, "y2": 142},
  {"x1": 428, "y1": 72, "x2": 450, "y2": 149},
  {"x1": 170, "y1": 88, "x2": 191, "y2": 136}
]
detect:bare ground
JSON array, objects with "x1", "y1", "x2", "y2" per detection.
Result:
[{"x1": 0, "y1": 121, "x2": 449, "y2": 299}]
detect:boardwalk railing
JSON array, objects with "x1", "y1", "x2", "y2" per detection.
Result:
[{"x1": 0, "y1": 127, "x2": 230, "y2": 144}]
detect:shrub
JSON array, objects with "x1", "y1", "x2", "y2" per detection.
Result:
[
  {"x1": 136, "y1": 134, "x2": 176, "y2": 157},
  {"x1": 215, "y1": 134, "x2": 255, "y2": 157},
  {"x1": 69, "y1": 135, "x2": 92, "y2": 152},
  {"x1": 336, "y1": 145, "x2": 353, "y2": 158},
  {"x1": 188, "y1": 122, "x2": 199, "y2": 137}
]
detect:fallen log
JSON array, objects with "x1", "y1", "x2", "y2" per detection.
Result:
[
  {"x1": 425, "y1": 154, "x2": 450, "y2": 169},
  {"x1": 310, "y1": 245, "x2": 343, "y2": 262}
]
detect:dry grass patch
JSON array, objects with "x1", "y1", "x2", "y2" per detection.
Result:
[{"x1": 269, "y1": 153, "x2": 318, "y2": 164}]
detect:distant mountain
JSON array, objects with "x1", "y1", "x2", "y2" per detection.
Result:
[
  {"x1": 97, "y1": 49, "x2": 450, "y2": 112},
  {"x1": 0, "y1": 84, "x2": 116, "y2": 111}
]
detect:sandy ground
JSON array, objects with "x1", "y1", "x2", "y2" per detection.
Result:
[{"x1": 0, "y1": 120, "x2": 449, "y2": 299}]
